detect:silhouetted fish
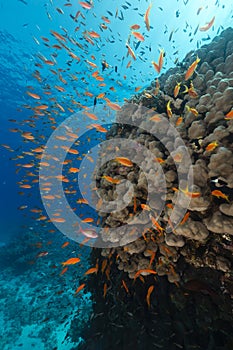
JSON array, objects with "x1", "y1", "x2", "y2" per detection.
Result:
[
  {"x1": 18, "y1": 0, "x2": 28, "y2": 5},
  {"x1": 93, "y1": 97, "x2": 97, "y2": 110}
]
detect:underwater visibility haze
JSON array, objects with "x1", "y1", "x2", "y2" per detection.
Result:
[{"x1": 0, "y1": 0, "x2": 233, "y2": 349}]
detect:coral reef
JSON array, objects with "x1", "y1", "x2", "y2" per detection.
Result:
[{"x1": 94, "y1": 28, "x2": 233, "y2": 291}]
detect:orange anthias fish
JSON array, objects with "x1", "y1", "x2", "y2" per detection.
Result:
[
  {"x1": 150, "y1": 114, "x2": 161, "y2": 122},
  {"x1": 225, "y1": 110, "x2": 233, "y2": 119},
  {"x1": 88, "y1": 31, "x2": 100, "y2": 38},
  {"x1": 51, "y1": 217, "x2": 66, "y2": 223},
  {"x1": 185, "y1": 56, "x2": 200, "y2": 80},
  {"x1": 152, "y1": 61, "x2": 160, "y2": 74},
  {"x1": 69, "y1": 167, "x2": 80, "y2": 173},
  {"x1": 144, "y1": 3, "x2": 152, "y2": 31},
  {"x1": 146, "y1": 285, "x2": 154, "y2": 308},
  {"x1": 135, "y1": 86, "x2": 142, "y2": 92},
  {"x1": 130, "y1": 24, "x2": 140, "y2": 30},
  {"x1": 74, "y1": 283, "x2": 85, "y2": 295},
  {"x1": 79, "y1": 1, "x2": 92, "y2": 10},
  {"x1": 115, "y1": 157, "x2": 133, "y2": 167},
  {"x1": 84, "y1": 111, "x2": 98, "y2": 120},
  {"x1": 68, "y1": 148, "x2": 79, "y2": 154},
  {"x1": 90, "y1": 124, "x2": 108, "y2": 133},
  {"x1": 126, "y1": 60, "x2": 131, "y2": 68},
  {"x1": 50, "y1": 30, "x2": 66, "y2": 42},
  {"x1": 36, "y1": 251, "x2": 48, "y2": 258},
  {"x1": 82, "y1": 217, "x2": 94, "y2": 223},
  {"x1": 211, "y1": 190, "x2": 229, "y2": 202},
  {"x1": 131, "y1": 31, "x2": 145, "y2": 42},
  {"x1": 141, "y1": 204, "x2": 151, "y2": 211},
  {"x1": 26, "y1": 91, "x2": 41, "y2": 100},
  {"x1": 158, "y1": 49, "x2": 164, "y2": 71},
  {"x1": 103, "y1": 283, "x2": 108, "y2": 298},
  {"x1": 166, "y1": 100, "x2": 172, "y2": 118},
  {"x1": 186, "y1": 105, "x2": 199, "y2": 116},
  {"x1": 183, "y1": 81, "x2": 198, "y2": 98},
  {"x1": 199, "y1": 16, "x2": 215, "y2": 31},
  {"x1": 180, "y1": 211, "x2": 190, "y2": 225},
  {"x1": 61, "y1": 257, "x2": 81, "y2": 266},
  {"x1": 60, "y1": 267, "x2": 68, "y2": 276},
  {"x1": 134, "y1": 269, "x2": 157, "y2": 280},
  {"x1": 126, "y1": 43, "x2": 136, "y2": 60},
  {"x1": 84, "y1": 267, "x2": 98, "y2": 275},
  {"x1": 150, "y1": 216, "x2": 164, "y2": 232},
  {"x1": 107, "y1": 101, "x2": 121, "y2": 111},
  {"x1": 79, "y1": 228, "x2": 98, "y2": 239},
  {"x1": 152, "y1": 49, "x2": 164, "y2": 74},
  {"x1": 86, "y1": 60, "x2": 97, "y2": 68},
  {"x1": 102, "y1": 175, "x2": 121, "y2": 184},
  {"x1": 173, "y1": 186, "x2": 201, "y2": 198},
  {"x1": 176, "y1": 116, "x2": 183, "y2": 126},
  {"x1": 183, "y1": 188, "x2": 201, "y2": 198},
  {"x1": 122, "y1": 280, "x2": 129, "y2": 293},
  {"x1": 101, "y1": 259, "x2": 108, "y2": 274},
  {"x1": 205, "y1": 141, "x2": 218, "y2": 152},
  {"x1": 97, "y1": 92, "x2": 105, "y2": 99},
  {"x1": 174, "y1": 82, "x2": 181, "y2": 98}
]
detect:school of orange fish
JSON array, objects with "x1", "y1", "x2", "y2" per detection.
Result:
[{"x1": 2, "y1": 0, "x2": 233, "y2": 309}]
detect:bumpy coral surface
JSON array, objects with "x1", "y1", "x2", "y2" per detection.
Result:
[{"x1": 95, "y1": 28, "x2": 233, "y2": 290}]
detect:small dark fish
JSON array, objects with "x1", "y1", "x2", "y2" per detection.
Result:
[
  {"x1": 135, "y1": 40, "x2": 141, "y2": 50},
  {"x1": 107, "y1": 11, "x2": 113, "y2": 16},
  {"x1": 202, "y1": 35, "x2": 210, "y2": 41},
  {"x1": 93, "y1": 97, "x2": 97, "y2": 109},
  {"x1": 158, "y1": 7, "x2": 163, "y2": 11},
  {"x1": 115, "y1": 66, "x2": 118, "y2": 73},
  {"x1": 217, "y1": 25, "x2": 224, "y2": 34},
  {"x1": 47, "y1": 11, "x2": 52, "y2": 21},
  {"x1": 194, "y1": 25, "x2": 199, "y2": 35},
  {"x1": 18, "y1": 0, "x2": 28, "y2": 5},
  {"x1": 118, "y1": 10, "x2": 124, "y2": 20},
  {"x1": 70, "y1": 14, "x2": 77, "y2": 21},
  {"x1": 122, "y1": 5, "x2": 129, "y2": 10},
  {"x1": 125, "y1": 1, "x2": 131, "y2": 6},
  {"x1": 169, "y1": 30, "x2": 174, "y2": 41}
]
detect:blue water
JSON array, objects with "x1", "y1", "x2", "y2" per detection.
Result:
[{"x1": 0, "y1": 0, "x2": 233, "y2": 349}]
